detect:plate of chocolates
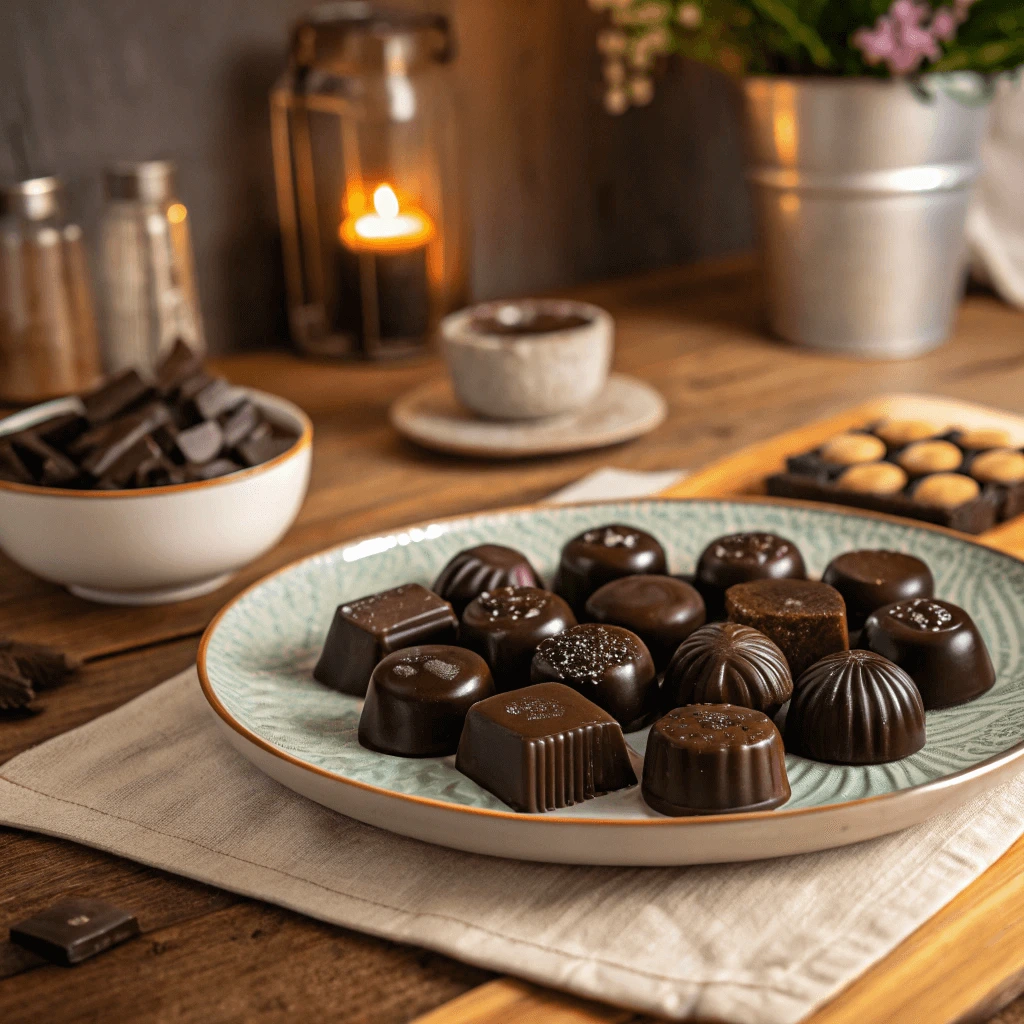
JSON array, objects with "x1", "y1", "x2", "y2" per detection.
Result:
[{"x1": 199, "y1": 497, "x2": 1024, "y2": 865}]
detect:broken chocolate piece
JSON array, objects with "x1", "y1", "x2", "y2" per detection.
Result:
[
  {"x1": 155, "y1": 338, "x2": 203, "y2": 395},
  {"x1": 0, "y1": 653, "x2": 34, "y2": 710},
  {"x1": 96, "y1": 437, "x2": 163, "y2": 490},
  {"x1": 175, "y1": 420, "x2": 224, "y2": 466},
  {"x1": 219, "y1": 401, "x2": 263, "y2": 448},
  {"x1": 185, "y1": 458, "x2": 243, "y2": 482},
  {"x1": 193, "y1": 378, "x2": 244, "y2": 421},
  {"x1": 81, "y1": 404, "x2": 171, "y2": 479},
  {"x1": 10, "y1": 899, "x2": 140, "y2": 966},
  {"x1": 0, "y1": 442, "x2": 34, "y2": 483},
  {"x1": 235, "y1": 434, "x2": 293, "y2": 468},
  {"x1": 1, "y1": 640, "x2": 80, "y2": 690},
  {"x1": 34, "y1": 412, "x2": 89, "y2": 450},
  {"x1": 81, "y1": 369, "x2": 150, "y2": 425}
]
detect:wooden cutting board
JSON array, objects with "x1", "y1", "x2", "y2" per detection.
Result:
[{"x1": 413, "y1": 394, "x2": 1024, "y2": 1024}]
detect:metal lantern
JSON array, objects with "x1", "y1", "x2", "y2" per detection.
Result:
[{"x1": 271, "y1": 2, "x2": 464, "y2": 360}]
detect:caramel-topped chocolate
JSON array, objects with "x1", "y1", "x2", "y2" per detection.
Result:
[
  {"x1": 461, "y1": 585, "x2": 575, "y2": 692},
  {"x1": 822, "y1": 550, "x2": 934, "y2": 630},
  {"x1": 433, "y1": 544, "x2": 540, "y2": 617},
  {"x1": 695, "y1": 532, "x2": 806, "y2": 619}
]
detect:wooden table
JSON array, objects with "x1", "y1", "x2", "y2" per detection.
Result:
[{"x1": 3, "y1": 254, "x2": 1024, "y2": 1024}]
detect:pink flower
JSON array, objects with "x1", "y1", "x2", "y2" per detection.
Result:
[
  {"x1": 931, "y1": 8, "x2": 957, "y2": 41},
  {"x1": 853, "y1": 1, "x2": 963, "y2": 75}
]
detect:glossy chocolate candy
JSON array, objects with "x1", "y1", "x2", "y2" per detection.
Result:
[
  {"x1": 314, "y1": 584, "x2": 458, "y2": 697},
  {"x1": 785, "y1": 650, "x2": 926, "y2": 764},
  {"x1": 584, "y1": 574, "x2": 705, "y2": 671},
  {"x1": 822, "y1": 550, "x2": 935, "y2": 630},
  {"x1": 641, "y1": 705, "x2": 790, "y2": 816},
  {"x1": 662, "y1": 622, "x2": 792, "y2": 716},
  {"x1": 461, "y1": 586, "x2": 575, "y2": 692},
  {"x1": 862, "y1": 597, "x2": 995, "y2": 709},
  {"x1": 433, "y1": 544, "x2": 541, "y2": 618},
  {"x1": 455, "y1": 682, "x2": 637, "y2": 812},
  {"x1": 531, "y1": 623, "x2": 657, "y2": 731},
  {"x1": 358, "y1": 645, "x2": 495, "y2": 757},
  {"x1": 695, "y1": 532, "x2": 806, "y2": 619},
  {"x1": 553, "y1": 524, "x2": 667, "y2": 617}
]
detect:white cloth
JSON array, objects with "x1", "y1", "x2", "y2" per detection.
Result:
[{"x1": 2, "y1": 468, "x2": 1024, "y2": 1023}]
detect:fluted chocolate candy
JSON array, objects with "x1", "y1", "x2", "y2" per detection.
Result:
[
  {"x1": 863, "y1": 597, "x2": 995, "y2": 709},
  {"x1": 456, "y1": 682, "x2": 637, "y2": 812},
  {"x1": 695, "y1": 532, "x2": 807, "y2": 619},
  {"x1": 584, "y1": 574, "x2": 706, "y2": 671},
  {"x1": 662, "y1": 622, "x2": 792, "y2": 716},
  {"x1": 785, "y1": 650, "x2": 926, "y2": 764},
  {"x1": 314, "y1": 584, "x2": 458, "y2": 697},
  {"x1": 642, "y1": 705, "x2": 790, "y2": 816},
  {"x1": 822, "y1": 550, "x2": 935, "y2": 630},
  {"x1": 531, "y1": 623, "x2": 657, "y2": 731},
  {"x1": 358, "y1": 645, "x2": 495, "y2": 757},
  {"x1": 433, "y1": 544, "x2": 541, "y2": 617},
  {"x1": 461, "y1": 586, "x2": 576, "y2": 692},
  {"x1": 553, "y1": 524, "x2": 667, "y2": 616}
]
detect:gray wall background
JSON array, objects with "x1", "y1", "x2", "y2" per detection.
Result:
[{"x1": 0, "y1": 0, "x2": 752, "y2": 353}]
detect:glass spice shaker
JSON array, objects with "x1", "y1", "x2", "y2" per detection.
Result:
[
  {"x1": 99, "y1": 160, "x2": 205, "y2": 376},
  {"x1": 0, "y1": 176, "x2": 103, "y2": 404}
]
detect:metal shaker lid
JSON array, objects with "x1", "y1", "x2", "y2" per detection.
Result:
[
  {"x1": 104, "y1": 160, "x2": 177, "y2": 202},
  {"x1": 2, "y1": 176, "x2": 63, "y2": 221}
]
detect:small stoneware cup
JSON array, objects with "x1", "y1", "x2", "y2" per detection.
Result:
[{"x1": 440, "y1": 298, "x2": 613, "y2": 420}]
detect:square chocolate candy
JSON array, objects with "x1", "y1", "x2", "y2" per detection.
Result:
[
  {"x1": 455, "y1": 682, "x2": 637, "y2": 812},
  {"x1": 10, "y1": 899, "x2": 140, "y2": 966},
  {"x1": 314, "y1": 584, "x2": 458, "y2": 697}
]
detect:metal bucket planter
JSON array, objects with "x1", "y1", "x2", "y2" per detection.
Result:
[{"x1": 743, "y1": 74, "x2": 992, "y2": 359}]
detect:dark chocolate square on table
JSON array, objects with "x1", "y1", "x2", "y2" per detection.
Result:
[{"x1": 10, "y1": 899, "x2": 140, "y2": 966}]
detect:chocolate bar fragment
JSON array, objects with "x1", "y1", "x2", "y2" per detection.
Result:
[
  {"x1": 314, "y1": 584, "x2": 459, "y2": 697},
  {"x1": 10, "y1": 433, "x2": 81, "y2": 486},
  {"x1": 0, "y1": 653, "x2": 34, "y2": 710},
  {"x1": 219, "y1": 401, "x2": 263, "y2": 448},
  {"x1": 175, "y1": 420, "x2": 224, "y2": 466},
  {"x1": 81, "y1": 404, "x2": 170, "y2": 480},
  {"x1": 0, "y1": 442, "x2": 34, "y2": 483},
  {"x1": 155, "y1": 339, "x2": 203, "y2": 396},
  {"x1": 236, "y1": 434, "x2": 293, "y2": 468},
  {"x1": 1, "y1": 639, "x2": 80, "y2": 690},
  {"x1": 81, "y1": 369, "x2": 150, "y2": 425},
  {"x1": 192, "y1": 378, "x2": 244, "y2": 421},
  {"x1": 34, "y1": 412, "x2": 89, "y2": 450},
  {"x1": 455, "y1": 682, "x2": 637, "y2": 812},
  {"x1": 186, "y1": 458, "x2": 243, "y2": 482},
  {"x1": 10, "y1": 899, "x2": 140, "y2": 966}
]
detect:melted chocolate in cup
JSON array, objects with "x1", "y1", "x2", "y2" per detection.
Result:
[
  {"x1": 695, "y1": 532, "x2": 807, "y2": 620},
  {"x1": 822, "y1": 550, "x2": 935, "y2": 630},
  {"x1": 530, "y1": 623, "x2": 657, "y2": 731},
  {"x1": 433, "y1": 544, "x2": 541, "y2": 618},
  {"x1": 863, "y1": 597, "x2": 996, "y2": 709},
  {"x1": 358, "y1": 645, "x2": 495, "y2": 757},
  {"x1": 554, "y1": 524, "x2": 668, "y2": 617},
  {"x1": 662, "y1": 622, "x2": 792, "y2": 716},
  {"x1": 584, "y1": 574, "x2": 706, "y2": 671},
  {"x1": 461, "y1": 585, "x2": 576, "y2": 692},
  {"x1": 785, "y1": 649, "x2": 926, "y2": 764},
  {"x1": 641, "y1": 704, "x2": 790, "y2": 816},
  {"x1": 470, "y1": 310, "x2": 593, "y2": 337}
]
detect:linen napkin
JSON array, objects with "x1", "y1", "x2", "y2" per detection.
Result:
[{"x1": 3, "y1": 467, "x2": 1024, "y2": 1024}]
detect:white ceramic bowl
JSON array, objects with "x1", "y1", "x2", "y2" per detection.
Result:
[
  {"x1": 0, "y1": 389, "x2": 312, "y2": 605},
  {"x1": 440, "y1": 298, "x2": 613, "y2": 420}
]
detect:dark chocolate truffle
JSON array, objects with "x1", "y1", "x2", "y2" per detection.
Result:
[
  {"x1": 785, "y1": 650, "x2": 926, "y2": 764},
  {"x1": 725, "y1": 579, "x2": 849, "y2": 679},
  {"x1": 553, "y1": 524, "x2": 668, "y2": 616},
  {"x1": 662, "y1": 622, "x2": 792, "y2": 716},
  {"x1": 314, "y1": 584, "x2": 459, "y2": 697},
  {"x1": 461, "y1": 586, "x2": 576, "y2": 692},
  {"x1": 358, "y1": 645, "x2": 495, "y2": 757},
  {"x1": 531, "y1": 624, "x2": 657, "y2": 731},
  {"x1": 432, "y1": 544, "x2": 541, "y2": 617},
  {"x1": 695, "y1": 532, "x2": 807, "y2": 619},
  {"x1": 584, "y1": 574, "x2": 706, "y2": 671},
  {"x1": 641, "y1": 705, "x2": 790, "y2": 816},
  {"x1": 822, "y1": 550, "x2": 935, "y2": 630},
  {"x1": 862, "y1": 598, "x2": 996, "y2": 709},
  {"x1": 455, "y1": 682, "x2": 637, "y2": 812}
]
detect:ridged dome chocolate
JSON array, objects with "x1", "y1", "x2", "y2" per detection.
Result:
[
  {"x1": 785, "y1": 650, "x2": 926, "y2": 765},
  {"x1": 432, "y1": 544, "x2": 540, "y2": 617},
  {"x1": 662, "y1": 622, "x2": 793, "y2": 716}
]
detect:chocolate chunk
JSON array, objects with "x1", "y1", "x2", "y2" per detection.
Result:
[
  {"x1": 235, "y1": 434, "x2": 293, "y2": 468},
  {"x1": 358, "y1": 645, "x2": 495, "y2": 757},
  {"x1": 155, "y1": 339, "x2": 203, "y2": 395},
  {"x1": 531, "y1": 623, "x2": 658, "y2": 731},
  {"x1": 314, "y1": 584, "x2": 459, "y2": 697},
  {"x1": 1, "y1": 640, "x2": 79, "y2": 690},
  {"x1": 134, "y1": 454, "x2": 187, "y2": 487},
  {"x1": 433, "y1": 544, "x2": 541, "y2": 618},
  {"x1": 9, "y1": 899, "x2": 140, "y2": 966},
  {"x1": 785, "y1": 650, "x2": 926, "y2": 764},
  {"x1": 176, "y1": 371, "x2": 215, "y2": 405},
  {"x1": 193, "y1": 378, "x2": 244, "y2": 421},
  {"x1": 822, "y1": 550, "x2": 935, "y2": 630},
  {"x1": 34, "y1": 412, "x2": 89, "y2": 450},
  {"x1": 81, "y1": 369, "x2": 150, "y2": 425},
  {"x1": 461, "y1": 586, "x2": 576, "y2": 692},
  {"x1": 97, "y1": 437, "x2": 163, "y2": 490},
  {"x1": 175, "y1": 420, "x2": 224, "y2": 466},
  {"x1": 642, "y1": 705, "x2": 790, "y2": 815},
  {"x1": 0, "y1": 653, "x2": 34, "y2": 710},
  {"x1": 219, "y1": 401, "x2": 263, "y2": 448},
  {"x1": 185, "y1": 458, "x2": 241, "y2": 482},
  {"x1": 0, "y1": 442, "x2": 34, "y2": 483},
  {"x1": 81, "y1": 404, "x2": 171, "y2": 479},
  {"x1": 455, "y1": 682, "x2": 637, "y2": 812},
  {"x1": 10, "y1": 433, "x2": 81, "y2": 486}
]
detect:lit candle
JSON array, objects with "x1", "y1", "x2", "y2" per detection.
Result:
[{"x1": 340, "y1": 185, "x2": 434, "y2": 250}]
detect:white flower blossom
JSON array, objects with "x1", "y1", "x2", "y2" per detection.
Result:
[
  {"x1": 629, "y1": 75, "x2": 655, "y2": 105},
  {"x1": 604, "y1": 87, "x2": 630, "y2": 114},
  {"x1": 603, "y1": 60, "x2": 627, "y2": 85},
  {"x1": 612, "y1": 1, "x2": 669, "y2": 27},
  {"x1": 677, "y1": 3, "x2": 702, "y2": 29},
  {"x1": 597, "y1": 29, "x2": 628, "y2": 56}
]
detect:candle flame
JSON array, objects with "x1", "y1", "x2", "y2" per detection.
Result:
[{"x1": 373, "y1": 184, "x2": 400, "y2": 220}]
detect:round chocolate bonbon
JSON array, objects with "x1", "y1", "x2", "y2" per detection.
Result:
[
  {"x1": 531, "y1": 623, "x2": 657, "y2": 731},
  {"x1": 862, "y1": 597, "x2": 996, "y2": 709},
  {"x1": 641, "y1": 704, "x2": 790, "y2": 816},
  {"x1": 358, "y1": 645, "x2": 495, "y2": 757},
  {"x1": 912, "y1": 473, "x2": 980, "y2": 508},
  {"x1": 461, "y1": 585, "x2": 576, "y2": 692},
  {"x1": 785, "y1": 650, "x2": 926, "y2": 764},
  {"x1": 694, "y1": 532, "x2": 806, "y2": 619},
  {"x1": 432, "y1": 544, "x2": 540, "y2": 618},
  {"x1": 662, "y1": 622, "x2": 792, "y2": 716},
  {"x1": 970, "y1": 448, "x2": 1024, "y2": 485},
  {"x1": 835, "y1": 462, "x2": 908, "y2": 496},
  {"x1": 584, "y1": 574, "x2": 705, "y2": 671},
  {"x1": 822, "y1": 550, "x2": 935, "y2": 631},
  {"x1": 553, "y1": 524, "x2": 667, "y2": 616},
  {"x1": 897, "y1": 440, "x2": 963, "y2": 476},
  {"x1": 819, "y1": 433, "x2": 886, "y2": 467}
]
